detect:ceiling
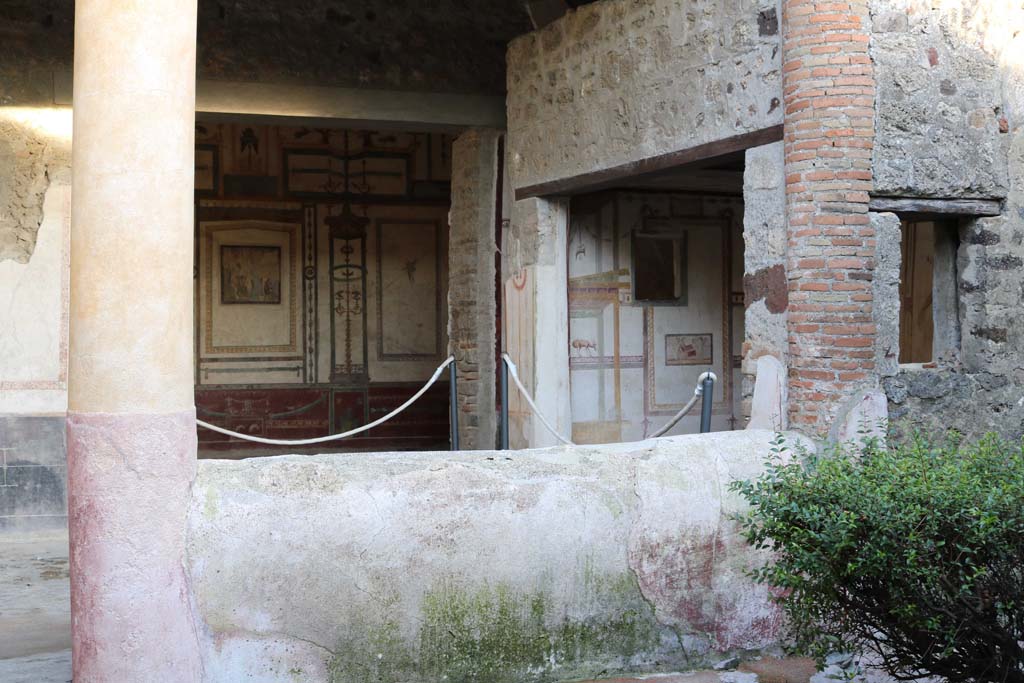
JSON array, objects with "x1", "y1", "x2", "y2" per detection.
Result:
[{"x1": 0, "y1": 0, "x2": 601, "y2": 96}]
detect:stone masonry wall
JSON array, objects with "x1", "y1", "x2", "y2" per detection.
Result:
[
  {"x1": 871, "y1": 0, "x2": 1009, "y2": 199},
  {"x1": 505, "y1": 0, "x2": 784, "y2": 191},
  {"x1": 783, "y1": 0, "x2": 879, "y2": 435},
  {"x1": 449, "y1": 130, "x2": 500, "y2": 450},
  {"x1": 871, "y1": 0, "x2": 1024, "y2": 440}
]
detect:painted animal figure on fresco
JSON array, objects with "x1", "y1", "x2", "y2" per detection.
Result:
[{"x1": 571, "y1": 339, "x2": 598, "y2": 356}]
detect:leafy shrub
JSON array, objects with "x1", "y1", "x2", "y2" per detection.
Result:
[{"x1": 731, "y1": 432, "x2": 1024, "y2": 683}]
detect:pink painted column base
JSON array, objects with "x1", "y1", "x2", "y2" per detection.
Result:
[{"x1": 67, "y1": 410, "x2": 202, "y2": 682}]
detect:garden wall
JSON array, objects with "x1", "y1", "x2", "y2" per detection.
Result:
[{"x1": 186, "y1": 430, "x2": 802, "y2": 682}]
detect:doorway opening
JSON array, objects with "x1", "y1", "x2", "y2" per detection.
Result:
[
  {"x1": 565, "y1": 150, "x2": 747, "y2": 442},
  {"x1": 193, "y1": 122, "x2": 454, "y2": 458}
]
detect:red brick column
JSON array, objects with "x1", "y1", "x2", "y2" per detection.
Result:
[{"x1": 782, "y1": 0, "x2": 877, "y2": 434}]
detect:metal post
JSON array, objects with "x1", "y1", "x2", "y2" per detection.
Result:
[
  {"x1": 699, "y1": 375, "x2": 715, "y2": 434},
  {"x1": 500, "y1": 356, "x2": 510, "y2": 450},
  {"x1": 449, "y1": 361, "x2": 460, "y2": 451}
]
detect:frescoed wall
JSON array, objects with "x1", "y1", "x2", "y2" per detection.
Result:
[
  {"x1": 568, "y1": 192, "x2": 745, "y2": 443},
  {"x1": 193, "y1": 123, "x2": 453, "y2": 455}
]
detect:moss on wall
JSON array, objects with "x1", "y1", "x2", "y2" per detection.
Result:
[{"x1": 328, "y1": 571, "x2": 667, "y2": 683}]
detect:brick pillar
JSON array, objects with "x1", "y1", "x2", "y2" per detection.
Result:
[
  {"x1": 782, "y1": 0, "x2": 877, "y2": 434},
  {"x1": 449, "y1": 129, "x2": 501, "y2": 449}
]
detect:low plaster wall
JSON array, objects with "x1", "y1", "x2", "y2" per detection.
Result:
[{"x1": 187, "y1": 430, "x2": 801, "y2": 682}]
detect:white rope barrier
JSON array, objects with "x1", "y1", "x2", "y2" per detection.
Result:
[
  {"x1": 501, "y1": 353, "x2": 575, "y2": 446},
  {"x1": 648, "y1": 371, "x2": 717, "y2": 438},
  {"x1": 196, "y1": 356, "x2": 455, "y2": 446},
  {"x1": 501, "y1": 353, "x2": 716, "y2": 445}
]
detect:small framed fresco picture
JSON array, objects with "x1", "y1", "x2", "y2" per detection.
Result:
[
  {"x1": 195, "y1": 144, "x2": 219, "y2": 197},
  {"x1": 220, "y1": 245, "x2": 282, "y2": 305},
  {"x1": 665, "y1": 333, "x2": 713, "y2": 366}
]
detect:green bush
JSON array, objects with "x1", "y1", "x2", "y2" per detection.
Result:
[{"x1": 731, "y1": 432, "x2": 1024, "y2": 683}]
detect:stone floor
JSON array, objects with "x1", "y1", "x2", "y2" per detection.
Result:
[
  {"x1": 571, "y1": 657, "x2": 818, "y2": 683},
  {"x1": 0, "y1": 528, "x2": 72, "y2": 683}
]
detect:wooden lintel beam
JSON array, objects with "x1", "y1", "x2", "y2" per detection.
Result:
[
  {"x1": 513, "y1": 125, "x2": 784, "y2": 200},
  {"x1": 869, "y1": 196, "x2": 1003, "y2": 218}
]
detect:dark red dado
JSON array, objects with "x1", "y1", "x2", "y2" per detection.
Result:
[{"x1": 196, "y1": 383, "x2": 451, "y2": 455}]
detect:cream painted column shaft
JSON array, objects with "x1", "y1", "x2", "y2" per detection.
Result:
[
  {"x1": 68, "y1": 1, "x2": 202, "y2": 680},
  {"x1": 69, "y1": 0, "x2": 197, "y2": 413}
]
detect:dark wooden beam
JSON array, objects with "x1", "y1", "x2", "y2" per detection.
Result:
[
  {"x1": 868, "y1": 196, "x2": 1003, "y2": 218},
  {"x1": 514, "y1": 124, "x2": 784, "y2": 200}
]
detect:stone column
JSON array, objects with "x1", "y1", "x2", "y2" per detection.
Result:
[
  {"x1": 449, "y1": 129, "x2": 501, "y2": 449},
  {"x1": 782, "y1": 0, "x2": 877, "y2": 435},
  {"x1": 67, "y1": 1, "x2": 202, "y2": 680}
]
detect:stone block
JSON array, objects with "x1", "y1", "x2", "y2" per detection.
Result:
[
  {"x1": 747, "y1": 355, "x2": 788, "y2": 431},
  {"x1": 831, "y1": 390, "x2": 888, "y2": 447}
]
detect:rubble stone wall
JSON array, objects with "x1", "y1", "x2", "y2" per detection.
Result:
[
  {"x1": 505, "y1": 0, "x2": 784, "y2": 191},
  {"x1": 870, "y1": 0, "x2": 1024, "y2": 440}
]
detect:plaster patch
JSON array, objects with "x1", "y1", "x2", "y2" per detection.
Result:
[
  {"x1": 743, "y1": 265, "x2": 788, "y2": 314},
  {"x1": 0, "y1": 112, "x2": 70, "y2": 263}
]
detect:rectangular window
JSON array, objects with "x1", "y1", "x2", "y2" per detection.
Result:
[
  {"x1": 898, "y1": 220, "x2": 960, "y2": 365},
  {"x1": 633, "y1": 227, "x2": 687, "y2": 303}
]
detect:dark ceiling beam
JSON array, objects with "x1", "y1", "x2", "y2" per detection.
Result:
[{"x1": 515, "y1": 125, "x2": 784, "y2": 200}]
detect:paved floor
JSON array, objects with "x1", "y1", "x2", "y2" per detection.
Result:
[{"x1": 0, "y1": 529, "x2": 72, "y2": 683}]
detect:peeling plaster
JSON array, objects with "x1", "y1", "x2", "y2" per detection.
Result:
[{"x1": 0, "y1": 116, "x2": 68, "y2": 264}]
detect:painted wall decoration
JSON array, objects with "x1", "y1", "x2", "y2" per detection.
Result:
[
  {"x1": 235, "y1": 125, "x2": 268, "y2": 174},
  {"x1": 195, "y1": 385, "x2": 449, "y2": 453},
  {"x1": 287, "y1": 149, "x2": 411, "y2": 198},
  {"x1": 200, "y1": 219, "x2": 300, "y2": 359},
  {"x1": 328, "y1": 210, "x2": 369, "y2": 384},
  {"x1": 195, "y1": 145, "x2": 219, "y2": 196},
  {"x1": 376, "y1": 221, "x2": 442, "y2": 360},
  {"x1": 567, "y1": 191, "x2": 744, "y2": 443},
  {"x1": 220, "y1": 245, "x2": 282, "y2": 305},
  {"x1": 303, "y1": 206, "x2": 318, "y2": 383},
  {"x1": 193, "y1": 122, "x2": 453, "y2": 455},
  {"x1": 666, "y1": 333, "x2": 713, "y2": 366}
]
